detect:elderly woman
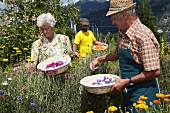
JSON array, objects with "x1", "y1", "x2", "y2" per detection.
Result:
[{"x1": 26, "y1": 13, "x2": 72, "y2": 69}]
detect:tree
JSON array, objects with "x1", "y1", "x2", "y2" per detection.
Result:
[
  {"x1": 137, "y1": 0, "x2": 163, "y2": 42},
  {"x1": 0, "y1": 0, "x2": 80, "y2": 68}
]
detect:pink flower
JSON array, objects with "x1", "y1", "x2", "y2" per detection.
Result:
[
  {"x1": 50, "y1": 104, "x2": 55, "y2": 107},
  {"x1": 67, "y1": 75, "x2": 71, "y2": 79},
  {"x1": 14, "y1": 9, "x2": 19, "y2": 13},
  {"x1": 32, "y1": 16, "x2": 36, "y2": 21},
  {"x1": 1, "y1": 29, "x2": 5, "y2": 34},
  {"x1": 6, "y1": 21, "x2": 11, "y2": 27},
  {"x1": 0, "y1": 95, "x2": 4, "y2": 98},
  {"x1": 12, "y1": 72, "x2": 16, "y2": 76},
  {"x1": 27, "y1": 70, "x2": 31, "y2": 75},
  {"x1": 21, "y1": 85, "x2": 26, "y2": 89},
  {"x1": 73, "y1": 74, "x2": 76, "y2": 77},
  {"x1": 14, "y1": 64, "x2": 19, "y2": 67},
  {"x1": 51, "y1": 89, "x2": 54, "y2": 95},
  {"x1": 2, "y1": 72, "x2": 7, "y2": 75},
  {"x1": 17, "y1": 70, "x2": 22, "y2": 74},
  {"x1": 25, "y1": 16, "x2": 29, "y2": 22},
  {"x1": 4, "y1": 14, "x2": 8, "y2": 19}
]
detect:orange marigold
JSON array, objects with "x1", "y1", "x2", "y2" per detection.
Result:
[
  {"x1": 137, "y1": 100, "x2": 146, "y2": 104},
  {"x1": 139, "y1": 95, "x2": 148, "y2": 101},
  {"x1": 153, "y1": 100, "x2": 161, "y2": 104},
  {"x1": 94, "y1": 45, "x2": 104, "y2": 50},
  {"x1": 164, "y1": 98, "x2": 170, "y2": 102},
  {"x1": 136, "y1": 104, "x2": 148, "y2": 110},
  {"x1": 165, "y1": 94, "x2": 170, "y2": 99},
  {"x1": 156, "y1": 93, "x2": 165, "y2": 98}
]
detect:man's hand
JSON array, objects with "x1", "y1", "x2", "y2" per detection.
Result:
[
  {"x1": 110, "y1": 78, "x2": 129, "y2": 92},
  {"x1": 74, "y1": 51, "x2": 80, "y2": 57}
]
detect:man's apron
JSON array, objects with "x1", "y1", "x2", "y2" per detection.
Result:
[{"x1": 118, "y1": 39, "x2": 160, "y2": 112}]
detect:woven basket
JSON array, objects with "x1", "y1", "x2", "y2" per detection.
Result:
[
  {"x1": 37, "y1": 55, "x2": 71, "y2": 74},
  {"x1": 80, "y1": 74, "x2": 120, "y2": 94}
]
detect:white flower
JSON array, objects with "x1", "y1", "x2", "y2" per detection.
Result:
[
  {"x1": 2, "y1": 81, "x2": 8, "y2": 85},
  {"x1": 8, "y1": 77, "x2": 12, "y2": 81}
]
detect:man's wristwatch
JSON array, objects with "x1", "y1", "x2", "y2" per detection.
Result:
[{"x1": 129, "y1": 78, "x2": 134, "y2": 86}]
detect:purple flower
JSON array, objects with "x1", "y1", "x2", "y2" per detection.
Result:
[
  {"x1": 88, "y1": 102, "x2": 92, "y2": 105},
  {"x1": 30, "y1": 102, "x2": 35, "y2": 107},
  {"x1": 82, "y1": 67, "x2": 86, "y2": 70},
  {"x1": 38, "y1": 106, "x2": 42, "y2": 110},
  {"x1": 0, "y1": 90, "x2": 3, "y2": 95},
  {"x1": 18, "y1": 96, "x2": 22, "y2": 100}
]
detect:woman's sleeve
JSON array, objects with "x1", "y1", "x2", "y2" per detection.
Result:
[
  {"x1": 64, "y1": 36, "x2": 73, "y2": 54},
  {"x1": 31, "y1": 41, "x2": 39, "y2": 66}
]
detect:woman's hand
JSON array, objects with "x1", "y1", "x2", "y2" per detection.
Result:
[{"x1": 90, "y1": 57, "x2": 101, "y2": 70}]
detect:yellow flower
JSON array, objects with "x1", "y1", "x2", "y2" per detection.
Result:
[
  {"x1": 108, "y1": 106, "x2": 118, "y2": 112},
  {"x1": 86, "y1": 111, "x2": 94, "y2": 113},
  {"x1": 108, "y1": 61, "x2": 113, "y2": 64},
  {"x1": 164, "y1": 98, "x2": 170, "y2": 102},
  {"x1": 16, "y1": 50, "x2": 21, "y2": 53},
  {"x1": 139, "y1": 95, "x2": 148, "y2": 101},
  {"x1": 4, "y1": 36, "x2": 8, "y2": 39},
  {"x1": 26, "y1": 59, "x2": 31, "y2": 62},
  {"x1": 24, "y1": 48, "x2": 28, "y2": 51},
  {"x1": 153, "y1": 100, "x2": 161, "y2": 104},
  {"x1": 2, "y1": 59, "x2": 9, "y2": 62},
  {"x1": 133, "y1": 103, "x2": 137, "y2": 107},
  {"x1": 165, "y1": 94, "x2": 170, "y2": 99},
  {"x1": 136, "y1": 104, "x2": 148, "y2": 110},
  {"x1": 13, "y1": 47, "x2": 19, "y2": 50},
  {"x1": 27, "y1": 56, "x2": 30, "y2": 58},
  {"x1": 156, "y1": 93, "x2": 165, "y2": 99},
  {"x1": 137, "y1": 100, "x2": 146, "y2": 104},
  {"x1": 0, "y1": 46, "x2": 5, "y2": 49}
]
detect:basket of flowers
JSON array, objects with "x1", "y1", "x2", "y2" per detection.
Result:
[
  {"x1": 80, "y1": 74, "x2": 120, "y2": 94},
  {"x1": 92, "y1": 45, "x2": 107, "y2": 50},
  {"x1": 37, "y1": 55, "x2": 71, "y2": 74}
]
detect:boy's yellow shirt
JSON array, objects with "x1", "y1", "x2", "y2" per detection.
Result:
[{"x1": 74, "y1": 30, "x2": 96, "y2": 57}]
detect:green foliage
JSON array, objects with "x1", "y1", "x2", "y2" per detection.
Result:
[
  {"x1": 137, "y1": 0, "x2": 163, "y2": 42},
  {"x1": 0, "y1": 0, "x2": 80, "y2": 70}
]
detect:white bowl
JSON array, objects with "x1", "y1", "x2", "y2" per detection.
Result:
[
  {"x1": 80, "y1": 74, "x2": 120, "y2": 94},
  {"x1": 37, "y1": 55, "x2": 71, "y2": 74}
]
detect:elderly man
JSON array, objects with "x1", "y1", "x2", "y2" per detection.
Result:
[{"x1": 90, "y1": 0, "x2": 160, "y2": 112}]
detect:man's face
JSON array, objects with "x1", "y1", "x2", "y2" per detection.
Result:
[
  {"x1": 111, "y1": 12, "x2": 127, "y2": 31},
  {"x1": 81, "y1": 25, "x2": 89, "y2": 32},
  {"x1": 41, "y1": 25, "x2": 54, "y2": 38}
]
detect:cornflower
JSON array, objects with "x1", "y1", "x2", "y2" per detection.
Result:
[{"x1": 30, "y1": 102, "x2": 35, "y2": 107}]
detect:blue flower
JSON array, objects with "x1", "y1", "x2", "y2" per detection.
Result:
[
  {"x1": 18, "y1": 96, "x2": 22, "y2": 100},
  {"x1": 30, "y1": 102, "x2": 35, "y2": 107},
  {"x1": 0, "y1": 90, "x2": 3, "y2": 95},
  {"x1": 88, "y1": 102, "x2": 92, "y2": 105},
  {"x1": 38, "y1": 106, "x2": 42, "y2": 110}
]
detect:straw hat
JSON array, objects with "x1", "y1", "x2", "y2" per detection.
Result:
[{"x1": 106, "y1": 0, "x2": 136, "y2": 16}]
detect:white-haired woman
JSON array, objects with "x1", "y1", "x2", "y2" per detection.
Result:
[{"x1": 26, "y1": 13, "x2": 72, "y2": 69}]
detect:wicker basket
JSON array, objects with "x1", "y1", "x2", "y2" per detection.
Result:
[
  {"x1": 80, "y1": 74, "x2": 120, "y2": 94},
  {"x1": 37, "y1": 55, "x2": 71, "y2": 74}
]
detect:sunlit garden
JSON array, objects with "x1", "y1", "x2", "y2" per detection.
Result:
[{"x1": 0, "y1": 0, "x2": 170, "y2": 113}]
